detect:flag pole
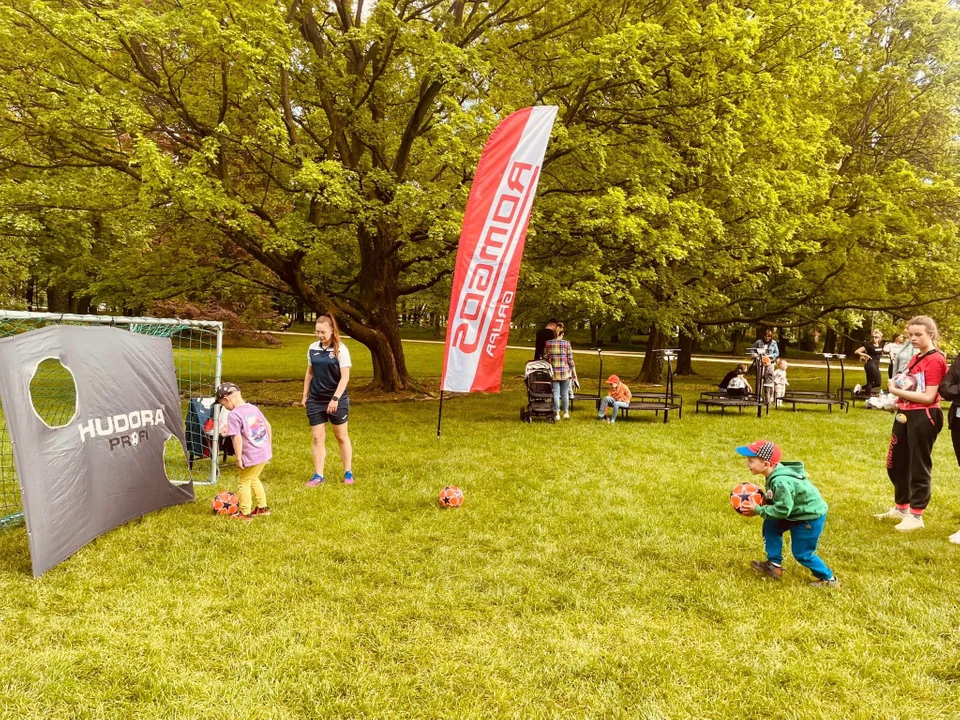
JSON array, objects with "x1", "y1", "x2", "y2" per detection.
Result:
[{"x1": 436, "y1": 389, "x2": 445, "y2": 440}]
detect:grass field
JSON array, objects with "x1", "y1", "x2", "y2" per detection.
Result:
[{"x1": 1, "y1": 338, "x2": 960, "y2": 718}]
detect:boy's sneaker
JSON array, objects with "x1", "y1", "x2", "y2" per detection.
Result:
[
  {"x1": 895, "y1": 514, "x2": 925, "y2": 532},
  {"x1": 251, "y1": 507, "x2": 271, "y2": 517},
  {"x1": 306, "y1": 474, "x2": 326, "y2": 487},
  {"x1": 810, "y1": 577, "x2": 840, "y2": 588},
  {"x1": 948, "y1": 529, "x2": 960, "y2": 545},
  {"x1": 232, "y1": 512, "x2": 253, "y2": 522},
  {"x1": 750, "y1": 560, "x2": 783, "y2": 580},
  {"x1": 596, "y1": 414, "x2": 605, "y2": 421},
  {"x1": 874, "y1": 507, "x2": 909, "y2": 520},
  {"x1": 344, "y1": 471, "x2": 354, "y2": 485}
]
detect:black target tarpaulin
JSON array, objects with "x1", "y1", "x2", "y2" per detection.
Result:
[{"x1": 0, "y1": 325, "x2": 194, "y2": 577}]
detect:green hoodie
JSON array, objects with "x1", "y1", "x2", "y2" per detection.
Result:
[{"x1": 754, "y1": 461, "x2": 828, "y2": 521}]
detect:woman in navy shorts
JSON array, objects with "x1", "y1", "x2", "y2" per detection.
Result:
[{"x1": 301, "y1": 314, "x2": 354, "y2": 485}]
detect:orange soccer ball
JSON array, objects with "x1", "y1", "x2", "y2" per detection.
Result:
[
  {"x1": 211, "y1": 491, "x2": 240, "y2": 516},
  {"x1": 730, "y1": 482, "x2": 765, "y2": 515},
  {"x1": 438, "y1": 486, "x2": 464, "y2": 508}
]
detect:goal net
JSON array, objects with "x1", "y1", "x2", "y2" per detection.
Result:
[{"x1": 0, "y1": 311, "x2": 223, "y2": 527}]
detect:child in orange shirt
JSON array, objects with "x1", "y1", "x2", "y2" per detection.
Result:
[{"x1": 597, "y1": 375, "x2": 632, "y2": 424}]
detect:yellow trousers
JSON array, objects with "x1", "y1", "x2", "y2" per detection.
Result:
[{"x1": 237, "y1": 463, "x2": 267, "y2": 515}]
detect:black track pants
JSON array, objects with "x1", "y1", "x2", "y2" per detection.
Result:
[
  {"x1": 886, "y1": 408, "x2": 944, "y2": 510},
  {"x1": 864, "y1": 359, "x2": 882, "y2": 394},
  {"x1": 951, "y1": 404, "x2": 960, "y2": 468}
]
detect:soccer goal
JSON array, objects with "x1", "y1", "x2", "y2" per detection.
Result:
[{"x1": 0, "y1": 311, "x2": 223, "y2": 527}]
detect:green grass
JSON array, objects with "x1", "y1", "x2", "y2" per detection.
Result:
[{"x1": 1, "y1": 339, "x2": 960, "y2": 718}]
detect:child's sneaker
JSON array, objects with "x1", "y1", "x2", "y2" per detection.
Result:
[
  {"x1": 563, "y1": 412, "x2": 570, "y2": 420},
  {"x1": 554, "y1": 412, "x2": 560, "y2": 421},
  {"x1": 251, "y1": 507, "x2": 271, "y2": 517},
  {"x1": 948, "y1": 529, "x2": 960, "y2": 545},
  {"x1": 874, "y1": 506, "x2": 909, "y2": 520},
  {"x1": 232, "y1": 512, "x2": 253, "y2": 522},
  {"x1": 895, "y1": 514, "x2": 925, "y2": 532},
  {"x1": 810, "y1": 577, "x2": 840, "y2": 588},
  {"x1": 344, "y1": 471, "x2": 354, "y2": 485},
  {"x1": 306, "y1": 474, "x2": 326, "y2": 487},
  {"x1": 750, "y1": 560, "x2": 783, "y2": 580}
]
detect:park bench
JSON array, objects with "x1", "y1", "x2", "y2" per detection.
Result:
[
  {"x1": 779, "y1": 395, "x2": 848, "y2": 413},
  {"x1": 617, "y1": 350, "x2": 683, "y2": 424},
  {"x1": 696, "y1": 347, "x2": 770, "y2": 418},
  {"x1": 696, "y1": 396, "x2": 769, "y2": 417},
  {"x1": 779, "y1": 353, "x2": 849, "y2": 413},
  {"x1": 845, "y1": 387, "x2": 880, "y2": 407}
]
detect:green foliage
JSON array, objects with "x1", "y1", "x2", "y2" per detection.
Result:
[{"x1": 0, "y1": 0, "x2": 958, "y2": 377}]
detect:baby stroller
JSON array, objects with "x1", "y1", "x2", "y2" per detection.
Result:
[{"x1": 520, "y1": 360, "x2": 556, "y2": 423}]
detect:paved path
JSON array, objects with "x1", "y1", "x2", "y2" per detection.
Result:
[{"x1": 271, "y1": 331, "x2": 855, "y2": 370}]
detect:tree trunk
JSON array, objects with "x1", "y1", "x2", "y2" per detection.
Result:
[
  {"x1": 777, "y1": 327, "x2": 787, "y2": 358},
  {"x1": 676, "y1": 330, "x2": 695, "y2": 375},
  {"x1": 590, "y1": 321, "x2": 601, "y2": 348},
  {"x1": 730, "y1": 327, "x2": 745, "y2": 355},
  {"x1": 823, "y1": 328, "x2": 837, "y2": 354},
  {"x1": 635, "y1": 325, "x2": 665, "y2": 384},
  {"x1": 295, "y1": 299, "x2": 305, "y2": 324},
  {"x1": 842, "y1": 332, "x2": 859, "y2": 357},
  {"x1": 46, "y1": 286, "x2": 67, "y2": 313}
]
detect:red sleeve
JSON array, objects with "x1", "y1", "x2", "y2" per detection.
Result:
[
  {"x1": 912, "y1": 353, "x2": 947, "y2": 388},
  {"x1": 925, "y1": 354, "x2": 947, "y2": 389}
]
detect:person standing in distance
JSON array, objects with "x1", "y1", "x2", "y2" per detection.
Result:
[
  {"x1": 883, "y1": 333, "x2": 906, "y2": 379},
  {"x1": 534, "y1": 319, "x2": 558, "y2": 361},
  {"x1": 752, "y1": 329, "x2": 780, "y2": 405},
  {"x1": 302, "y1": 314, "x2": 354, "y2": 486}
]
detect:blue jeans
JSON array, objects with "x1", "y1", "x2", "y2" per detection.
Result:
[
  {"x1": 598, "y1": 396, "x2": 629, "y2": 421},
  {"x1": 762, "y1": 514, "x2": 833, "y2": 581},
  {"x1": 552, "y1": 379, "x2": 570, "y2": 413}
]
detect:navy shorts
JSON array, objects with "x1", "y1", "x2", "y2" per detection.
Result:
[{"x1": 306, "y1": 397, "x2": 349, "y2": 426}]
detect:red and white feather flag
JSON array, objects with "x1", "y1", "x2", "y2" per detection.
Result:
[{"x1": 440, "y1": 106, "x2": 558, "y2": 393}]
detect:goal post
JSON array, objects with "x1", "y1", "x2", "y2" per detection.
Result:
[{"x1": 0, "y1": 310, "x2": 224, "y2": 527}]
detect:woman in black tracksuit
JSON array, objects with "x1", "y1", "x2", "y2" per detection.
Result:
[
  {"x1": 943, "y1": 354, "x2": 960, "y2": 544},
  {"x1": 854, "y1": 329, "x2": 885, "y2": 396},
  {"x1": 940, "y1": 354, "x2": 960, "y2": 469}
]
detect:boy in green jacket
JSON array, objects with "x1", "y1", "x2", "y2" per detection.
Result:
[{"x1": 736, "y1": 440, "x2": 839, "y2": 588}]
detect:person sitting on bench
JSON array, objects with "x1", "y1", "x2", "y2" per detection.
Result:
[
  {"x1": 720, "y1": 364, "x2": 749, "y2": 391},
  {"x1": 726, "y1": 368, "x2": 753, "y2": 397},
  {"x1": 597, "y1": 375, "x2": 632, "y2": 423}
]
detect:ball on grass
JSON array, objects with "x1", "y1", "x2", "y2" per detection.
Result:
[
  {"x1": 211, "y1": 491, "x2": 240, "y2": 516},
  {"x1": 438, "y1": 486, "x2": 464, "y2": 508}
]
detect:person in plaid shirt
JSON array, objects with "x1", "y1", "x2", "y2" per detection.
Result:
[{"x1": 544, "y1": 323, "x2": 579, "y2": 420}]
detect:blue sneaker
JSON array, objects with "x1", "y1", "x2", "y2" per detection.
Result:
[
  {"x1": 344, "y1": 471, "x2": 354, "y2": 485},
  {"x1": 306, "y1": 473, "x2": 325, "y2": 487}
]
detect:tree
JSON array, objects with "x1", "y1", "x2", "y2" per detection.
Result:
[{"x1": 1, "y1": 0, "x2": 549, "y2": 389}]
